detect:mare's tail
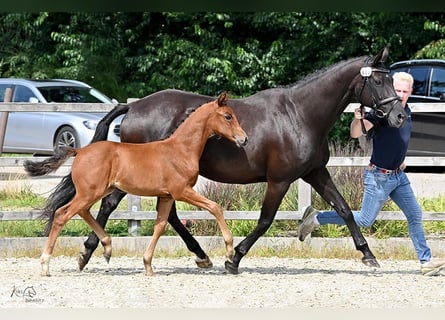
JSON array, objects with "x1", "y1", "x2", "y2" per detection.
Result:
[
  {"x1": 40, "y1": 173, "x2": 77, "y2": 235},
  {"x1": 23, "y1": 147, "x2": 78, "y2": 235},
  {"x1": 91, "y1": 103, "x2": 129, "y2": 142}
]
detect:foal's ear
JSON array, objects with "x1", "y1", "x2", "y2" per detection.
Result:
[{"x1": 217, "y1": 91, "x2": 229, "y2": 106}]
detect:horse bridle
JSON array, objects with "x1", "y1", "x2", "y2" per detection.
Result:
[{"x1": 357, "y1": 61, "x2": 401, "y2": 134}]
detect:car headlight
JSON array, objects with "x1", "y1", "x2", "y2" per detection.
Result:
[{"x1": 83, "y1": 120, "x2": 98, "y2": 130}]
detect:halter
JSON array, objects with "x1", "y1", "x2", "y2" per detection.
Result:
[{"x1": 357, "y1": 59, "x2": 401, "y2": 134}]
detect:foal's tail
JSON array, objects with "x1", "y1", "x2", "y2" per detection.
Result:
[
  {"x1": 23, "y1": 148, "x2": 77, "y2": 177},
  {"x1": 23, "y1": 148, "x2": 78, "y2": 235},
  {"x1": 23, "y1": 104, "x2": 131, "y2": 235}
]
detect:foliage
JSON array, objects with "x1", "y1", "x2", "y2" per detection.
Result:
[
  {"x1": 1, "y1": 13, "x2": 444, "y2": 135},
  {"x1": 414, "y1": 20, "x2": 445, "y2": 59}
]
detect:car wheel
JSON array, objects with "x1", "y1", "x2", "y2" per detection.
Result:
[{"x1": 54, "y1": 126, "x2": 80, "y2": 154}]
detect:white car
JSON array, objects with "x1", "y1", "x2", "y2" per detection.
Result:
[{"x1": 0, "y1": 78, "x2": 122, "y2": 155}]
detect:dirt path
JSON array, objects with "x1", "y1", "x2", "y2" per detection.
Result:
[{"x1": 1, "y1": 256, "x2": 444, "y2": 308}]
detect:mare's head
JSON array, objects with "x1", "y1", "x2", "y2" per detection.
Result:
[
  {"x1": 206, "y1": 92, "x2": 248, "y2": 147},
  {"x1": 355, "y1": 46, "x2": 407, "y2": 128}
]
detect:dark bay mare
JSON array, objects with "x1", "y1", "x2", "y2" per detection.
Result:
[
  {"x1": 31, "y1": 47, "x2": 406, "y2": 275},
  {"x1": 24, "y1": 92, "x2": 248, "y2": 276}
]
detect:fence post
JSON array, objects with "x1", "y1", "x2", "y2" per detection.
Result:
[
  {"x1": 298, "y1": 179, "x2": 312, "y2": 212},
  {"x1": 0, "y1": 88, "x2": 13, "y2": 155},
  {"x1": 127, "y1": 194, "x2": 141, "y2": 236}
]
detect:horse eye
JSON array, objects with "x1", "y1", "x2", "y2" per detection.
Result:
[
  {"x1": 225, "y1": 113, "x2": 232, "y2": 121},
  {"x1": 372, "y1": 77, "x2": 383, "y2": 86}
]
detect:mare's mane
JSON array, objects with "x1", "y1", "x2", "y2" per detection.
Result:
[
  {"x1": 283, "y1": 56, "x2": 365, "y2": 89},
  {"x1": 162, "y1": 104, "x2": 201, "y2": 140}
]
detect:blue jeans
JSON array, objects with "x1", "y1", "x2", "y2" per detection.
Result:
[{"x1": 317, "y1": 167, "x2": 431, "y2": 263}]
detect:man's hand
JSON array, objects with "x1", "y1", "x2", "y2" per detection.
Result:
[{"x1": 354, "y1": 108, "x2": 364, "y2": 120}]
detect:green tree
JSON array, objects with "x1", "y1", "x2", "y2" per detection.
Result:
[
  {"x1": 414, "y1": 20, "x2": 445, "y2": 59},
  {"x1": 1, "y1": 12, "x2": 444, "y2": 144},
  {"x1": 0, "y1": 13, "x2": 54, "y2": 78}
]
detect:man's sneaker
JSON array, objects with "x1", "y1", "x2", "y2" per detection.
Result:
[
  {"x1": 421, "y1": 258, "x2": 445, "y2": 276},
  {"x1": 297, "y1": 205, "x2": 320, "y2": 242}
]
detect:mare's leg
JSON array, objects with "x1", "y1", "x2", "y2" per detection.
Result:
[
  {"x1": 226, "y1": 181, "x2": 291, "y2": 274},
  {"x1": 167, "y1": 201, "x2": 213, "y2": 268},
  {"x1": 142, "y1": 197, "x2": 174, "y2": 276},
  {"x1": 177, "y1": 187, "x2": 234, "y2": 262},
  {"x1": 303, "y1": 166, "x2": 379, "y2": 267},
  {"x1": 78, "y1": 209, "x2": 113, "y2": 263},
  {"x1": 78, "y1": 190, "x2": 126, "y2": 270}
]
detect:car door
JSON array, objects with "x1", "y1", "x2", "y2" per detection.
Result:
[
  {"x1": 1, "y1": 84, "x2": 50, "y2": 153},
  {"x1": 405, "y1": 65, "x2": 445, "y2": 156}
]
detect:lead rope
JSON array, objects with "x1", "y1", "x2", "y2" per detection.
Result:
[
  {"x1": 358, "y1": 72, "x2": 369, "y2": 135},
  {"x1": 359, "y1": 105, "x2": 367, "y2": 135}
]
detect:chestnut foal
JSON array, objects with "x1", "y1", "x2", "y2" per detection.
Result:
[{"x1": 24, "y1": 92, "x2": 248, "y2": 276}]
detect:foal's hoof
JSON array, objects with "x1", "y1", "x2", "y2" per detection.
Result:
[
  {"x1": 362, "y1": 257, "x2": 381, "y2": 268},
  {"x1": 224, "y1": 260, "x2": 239, "y2": 275},
  {"x1": 103, "y1": 253, "x2": 111, "y2": 264},
  {"x1": 195, "y1": 256, "x2": 213, "y2": 269}
]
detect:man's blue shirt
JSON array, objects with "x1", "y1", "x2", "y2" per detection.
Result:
[{"x1": 365, "y1": 106, "x2": 411, "y2": 170}]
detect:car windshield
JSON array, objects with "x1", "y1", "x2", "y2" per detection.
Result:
[{"x1": 37, "y1": 86, "x2": 112, "y2": 103}]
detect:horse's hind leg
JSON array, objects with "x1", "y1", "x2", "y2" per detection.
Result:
[
  {"x1": 78, "y1": 190, "x2": 126, "y2": 271},
  {"x1": 41, "y1": 200, "x2": 83, "y2": 276},
  {"x1": 142, "y1": 197, "x2": 173, "y2": 276},
  {"x1": 303, "y1": 167, "x2": 380, "y2": 268},
  {"x1": 167, "y1": 201, "x2": 213, "y2": 268}
]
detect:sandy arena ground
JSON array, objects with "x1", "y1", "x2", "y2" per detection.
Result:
[{"x1": 1, "y1": 255, "x2": 444, "y2": 309}]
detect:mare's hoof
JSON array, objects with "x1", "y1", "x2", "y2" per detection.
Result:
[
  {"x1": 224, "y1": 260, "x2": 239, "y2": 275},
  {"x1": 195, "y1": 256, "x2": 213, "y2": 269},
  {"x1": 362, "y1": 257, "x2": 380, "y2": 268},
  {"x1": 78, "y1": 253, "x2": 88, "y2": 271}
]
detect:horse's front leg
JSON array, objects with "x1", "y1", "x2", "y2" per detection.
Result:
[
  {"x1": 177, "y1": 188, "x2": 234, "y2": 264},
  {"x1": 79, "y1": 209, "x2": 113, "y2": 263},
  {"x1": 142, "y1": 197, "x2": 173, "y2": 276},
  {"x1": 167, "y1": 201, "x2": 213, "y2": 268},
  {"x1": 78, "y1": 190, "x2": 126, "y2": 271},
  {"x1": 227, "y1": 181, "x2": 291, "y2": 274},
  {"x1": 303, "y1": 167, "x2": 380, "y2": 268}
]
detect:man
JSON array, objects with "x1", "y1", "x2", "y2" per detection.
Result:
[{"x1": 297, "y1": 72, "x2": 445, "y2": 276}]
